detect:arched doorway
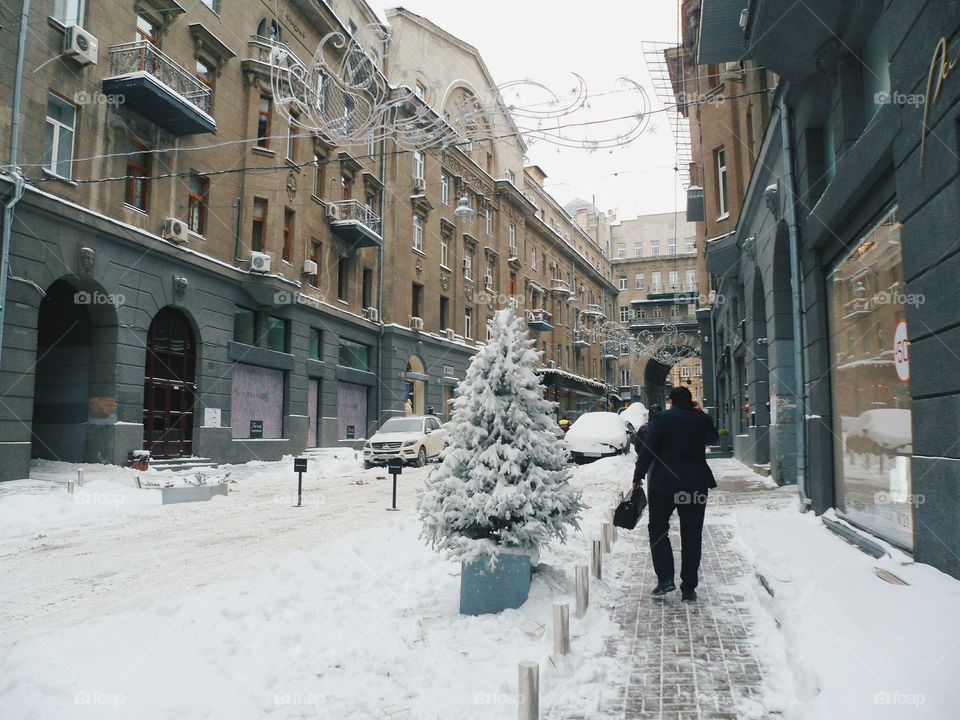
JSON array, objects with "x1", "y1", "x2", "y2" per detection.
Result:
[
  {"x1": 143, "y1": 307, "x2": 197, "y2": 458},
  {"x1": 32, "y1": 279, "x2": 92, "y2": 461},
  {"x1": 405, "y1": 355, "x2": 426, "y2": 416},
  {"x1": 641, "y1": 345, "x2": 702, "y2": 409}
]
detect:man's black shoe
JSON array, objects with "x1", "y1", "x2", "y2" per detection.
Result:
[
  {"x1": 681, "y1": 589, "x2": 698, "y2": 602},
  {"x1": 651, "y1": 581, "x2": 676, "y2": 596}
]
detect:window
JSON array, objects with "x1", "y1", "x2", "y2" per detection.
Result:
[
  {"x1": 413, "y1": 150, "x2": 425, "y2": 181},
  {"x1": 618, "y1": 275, "x2": 627, "y2": 291},
  {"x1": 265, "y1": 316, "x2": 287, "y2": 352},
  {"x1": 439, "y1": 296, "x2": 449, "y2": 330},
  {"x1": 485, "y1": 207, "x2": 493, "y2": 236},
  {"x1": 668, "y1": 270, "x2": 679, "y2": 289},
  {"x1": 54, "y1": 0, "x2": 84, "y2": 24},
  {"x1": 44, "y1": 94, "x2": 75, "y2": 179},
  {"x1": 309, "y1": 328, "x2": 322, "y2": 360},
  {"x1": 233, "y1": 307, "x2": 256, "y2": 344},
  {"x1": 485, "y1": 257, "x2": 495, "y2": 287},
  {"x1": 531, "y1": 246, "x2": 537, "y2": 270},
  {"x1": 464, "y1": 306, "x2": 473, "y2": 339},
  {"x1": 440, "y1": 229, "x2": 450, "y2": 267},
  {"x1": 257, "y1": 95, "x2": 272, "y2": 148},
  {"x1": 338, "y1": 338, "x2": 369, "y2": 371},
  {"x1": 668, "y1": 238, "x2": 677, "y2": 255},
  {"x1": 124, "y1": 139, "x2": 151, "y2": 212},
  {"x1": 694, "y1": 364, "x2": 703, "y2": 377},
  {"x1": 686, "y1": 269, "x2": 697, "y2": 291},
  {"x1": 619, "y1": 306, "x2": 629, "y2": 323},
  {"x1": 620, "y1": 368, "x2": 630, "y2": 386},
  {"x1": 196, "y1": 58, "x2": 215, "y2": 108},
  {"x1": 715, "y1": 146, "x2": 729, "y2": 217},
  {"x1": 653, "y1": 307, "x2": 662, "y2": 319},
  {"x1": 617, "y1": 243, "x2": 626, "y2": 259},
  {"x1": 464, "y1": 246, "x2": 474, "y2": 280},
  {"x1": 681, "y1": 365, "x2": 691, "y2": 378},
  {"x1": 650, "y1": 241, "x2": 660, "y2": 257},
  {"x1": 638, "y1": 308, "x2": 646, "y2": 319},
  {"x1": 366, "y1": 130, "x2": 375, "y2": 159},
  {"x1": 413, "y1": 214, "x2": 424, "y2": 252},
  {"x1": 337, "y1": 255, "x2": 350, "y2": 301},
  {"x1": 201, "y1": 0, "x2": 219, "y2": 12},
  {"x1": 509, "y1": 223, "x2": 516, "y2": 252},
  {"x1": 362, "y1": 267, "x2": 373, "y2": 309},
  {"x1": 634, "y1": 243, "x2": 643, "y2": 258},
  {"x1": 187, "y1": 174, "x2": 208, "y2": 234},
  {"x1": 313, "y1": 154, "x2": 326, "y2": 197},
  {"x1": 286, "y1": 113, "x2": 298, "y2": 161},
  {"x1": 505, "y1": 168, "x2": 516, "y2": 183},
  {"x1": 282, "y1": 208, "x2": 294, "y2": 262},
  {"x1": 256, "y1": 18, "x2": 281, "y2": 42},
  {"x1": 651, "y1": 271, "x2": 661, "y2": 292},
  {"x1": 412, "y1": 283, "x2": 424, "y2": 318},
  {"x1": 251, "y1": 198, "x2": 267, "y2": 252},
  {"x1": 635, "y1": 273, "x2": 644, "y2": 290},
  {"x1": 309, "y1": 240, "x2": 321, "y2": 287},
  {"x1": 136, "y1": 12, "x2": 159, "y2": 46},
  {"x1": 440, "y1": 173, "x2": 449, "y2": 205},
  {"x1": 685, "y1": 237, "x2": 695, "y2": 253}
]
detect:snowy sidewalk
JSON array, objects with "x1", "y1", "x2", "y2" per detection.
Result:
[{"x1": 598, "y1": 461, "x2": 783, "y2": 720}]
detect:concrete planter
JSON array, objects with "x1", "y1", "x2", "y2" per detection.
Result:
[
  {"x1": 460, "y1": 550, "x2": 532, "y2": 615},
  {"x1": 161, "y1": 483, "x2": 228, "y2": 505}
]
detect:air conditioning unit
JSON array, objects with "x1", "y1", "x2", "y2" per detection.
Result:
[
  {"x1": 444, "y1": 328, "x2": 456, "y2": 340},
  {"x1": 412, "y1": 177, "x2": 425, "y2": 192},
  {"x1": 64, "y1": 25, "x2": 98, "y2": 65},
  {"x1": 249, "y1": 251, "x2": 271, "y2": 273},
  {"x1": 484, "y1": 274, "x2": 493, "y2": 286},
  {"x1": 161, "y1": 217, "x2": 188, "y2": 244},
  {"x1": 363, "y1": 306, "x2": 379, "y2": 322},
  {"x1": 326, "y1": 203, "x2": 339, "y2": 220},
  {"x1": 302, "y1": 259, "x2": 318, "y2": 276},
  {"x1": 410, "y1": 316, "x2": 424, "y2": 331}
]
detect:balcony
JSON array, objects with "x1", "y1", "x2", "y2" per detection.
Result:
[
  {"x1": 549, "y1": 278, "x2": 573, "y2": 296},
  {"x1": 574, "y1": 332, "x2": 592, "y2": 348},
  {"x1": 526, "y1": 308, "x2": 554, "y2": 332},
  {"x1": 328, "y1": 201, "x2": 383, "y2": 248},
  {"x1": 583, "y1": 303, "x2": 606, "y2": 319},
  {"x1": 102, "y1": 41, "x2": 215, "y2": 136},
  {"x1": 508, "y1": 244, "x2": 522, "y2": 269}
]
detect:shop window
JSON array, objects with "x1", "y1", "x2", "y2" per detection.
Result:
[
  {"x1": 231, "y1": 363, "x2": 284, "y2": 440},
  {"x1": 338, "y1": 338, "x2": 370, "y2": 371},
  {"x1": 265, "y1": 316, "x2": 287, "y2": 352},
  {"x1": 309, "y1": 328, "x2": 322, "y2": 360},
  {"x1": 233, "y1": 307, "x2": 256, "y2": 345}
]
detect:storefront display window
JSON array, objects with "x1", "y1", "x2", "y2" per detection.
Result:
[
  {"x1": 231, "y1": 363, "x2": 285, "y2": 439},
  {"x1": 338, "y1": 338, "x2": 370, "y2": 371},
  {"x1": 827, "y1": 207, "x2": 913, "y2": 548}
]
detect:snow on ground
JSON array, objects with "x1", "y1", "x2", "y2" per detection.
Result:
[
  {"x1": 720, "y1": 465, "x2": 960, "y2": 720},
  {"x1": 0, "y1": 451, "x2": 637, "y2": 719}
]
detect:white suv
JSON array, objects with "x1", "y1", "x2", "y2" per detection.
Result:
[{"x1": 363, "y1": 415, "x2": 448, "y2": 468}]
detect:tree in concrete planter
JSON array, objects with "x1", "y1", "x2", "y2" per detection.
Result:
[{"x1": 419, "y1": 307, "x2": 583, "y2": 579}]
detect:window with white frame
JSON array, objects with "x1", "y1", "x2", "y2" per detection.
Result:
[
  {"x1": 651, "y1": 271, "x2": 662, "y2": 292},
  {"x1": 413, "y1": 150, "x2": 425, "y2": 181},
  {"x1": 668, "y1": 270, "x2": 679, "y2": 289},
  {"x1": 618, "y1": 275, "x2": 627, "y2": 290},
  {"x1": 654, "y1": 307, "x2": 662, "y2": 318},
  {"x1": 485, "y1": 206, "x2": 493, "y2": 236},
  {"x1": 681, "y1": 364, "x2": 691, "y2": 378},
  {"x1": 619, "y1": 306, "x2": 629, "y2": 322},
  {"x1": 617, "y1": 243, "x2": 626, "y2": 259},
  {"x1": 668, "y1": 238, "x2": 677, "y2": 255},
  {"x1": 635, "y1": 273, "x2": 644, "y2": 290},
  {"x1": 440, "y1": 173, "x2": 449, "y2": 205},
  {"x1": 695, "y1": 364, "x2": 703, "y2": 376},
  {"x1": 685, "y1": 269, "x2": 697, "y2": 291},
  {"x1": 464, "y1": 306, "x2": 473, "y2": 338},
  {"x1": 637, "y1": 308, "x2": 646, "y2": 319},
  {"x1": 716, "y1": 146, "x2": 729, "y2": 217},
  {"x1": 685, "y1": 237, "x2": 696, "y2": 253},
  {"x1": 531, "y1": 246, "x2": 537, "y2": 270},
  {"x1": 634, "y1": 243, "x2": 643, "y2": 257},
  {"x1": 508, "y1": 222, "x2": 516, "y2": 252},
  {"x1": 440, "y1": 230, "x2": 449, "y2": 267},
  {"x1": 54, "y1": 0, "x2": 84, "y2": 24},
  {"x1": 464, "y1": 245, "x2": 474, "y2": 280},
  {"x1": 620, "y1": 368, "x2": 630, "y2": 385},
  {"x1": 413, "y1": 214, "x2": 423, "y2": 251},
  {"x1": 44, "y1": 94, "x2": 76, "y2": 179},
  {"x1": 505, "y1": 168, "x2": 516, "y2": 183},
  {"x1": 201, "y1": 0, "x2": 219, "y2": 12},
  {"x1": 651, "y1": 240, "x2": 661, "y2": 257}
]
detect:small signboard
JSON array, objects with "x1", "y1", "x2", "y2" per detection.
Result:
[
  {"x1": 388, "y1": 458, "x2": 404, "y2": 474},
  {"x1": 894, "y1": 319, "x2": 910, "y2": 382},
  {"x1": 249, "y1": 419, "x2": 264, "y2": 439},
  {"x1": 293, "y1": 457, "x2": 308, "y2": 473}
]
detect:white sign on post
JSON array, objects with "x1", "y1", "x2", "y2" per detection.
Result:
[{"x1": 894, "y1": 320, "x2": 910, "y2": 382}]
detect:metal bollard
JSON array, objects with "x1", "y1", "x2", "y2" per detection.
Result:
[
  {"x1": 518, "y1": 661, "x2": 539, "y2": 720},
  {"x1": 67, "y1": 480, "x2": 75, "y2": 494},
  {"x1": 553, "y1": 603, "x2": 570, "y2": 656},
  {"x1": 77, "y1": 468, "x2": 84, "y2": 487},
  {"x1": 575, "y1": 565, "x2": 589, "y2": 618},
  {"x1": 591, "y1": 540, "x2": 602, "y2": 580},
  {"x1": 609, "y1": 508, "x2": 618, "y2": 542},
  {"x1": 601, "y1": 522, "x2": 612, "y2": 553}
]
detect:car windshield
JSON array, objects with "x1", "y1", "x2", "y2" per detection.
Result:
[{"x1": 378, "y1": 418, "x2": 423, "y2": 434}]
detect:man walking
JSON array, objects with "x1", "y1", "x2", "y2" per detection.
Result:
[{"x1": 633, "y1": 387, "x2": 719, "y2": 602}]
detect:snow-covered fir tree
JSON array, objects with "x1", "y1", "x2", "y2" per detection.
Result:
[{"x1": 419, "y1": 308, "x2": 583, "y2": 564}]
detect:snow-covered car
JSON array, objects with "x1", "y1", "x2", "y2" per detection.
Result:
[
  {"x1": 618, "y1": 402, "x2": 649, "y2": 436},
  {"x1": 564, "y1": 412, "x2": 631, "y2": 463},
  {"x1": 363, "y1": 415, "x2": 448, "y2": 468}
]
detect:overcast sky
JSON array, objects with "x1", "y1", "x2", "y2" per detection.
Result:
[{"x1": 371, "y1": 1, "x2": 685, "y2": 222}]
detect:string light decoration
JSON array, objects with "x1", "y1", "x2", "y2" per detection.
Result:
[{"x1": 267, "y1": 25, "x2": 652, "y2": 152}]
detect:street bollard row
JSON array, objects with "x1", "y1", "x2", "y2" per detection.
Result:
[{"x1": 519, "y1": 493, "x2": 623, "y2": 719}]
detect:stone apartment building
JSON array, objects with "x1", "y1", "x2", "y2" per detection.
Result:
[
  {"x1": 609, "y1": 211, "x2": 703, "y2": 407},
  {"x1": 0, "y1": 0, "x2": 618, "y2": 480}
]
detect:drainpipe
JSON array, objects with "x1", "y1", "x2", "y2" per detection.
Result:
[
  {"x1": 0, "y1": 0, "x2": 32, "y2": 368},
  {"x1": 376, "y1": 133, "x2": 386, "y2": 427},
  {"x1": 779, "y1": 95, "x2": 810, "y2": 509}
]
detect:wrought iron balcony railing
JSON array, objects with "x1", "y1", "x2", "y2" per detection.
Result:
[
  {"x1": 107, "y1": 41, "x2": 212, "y2": 115},
  {"x1": 328, "y1": 200, "x2": 383, "y2": 248}
]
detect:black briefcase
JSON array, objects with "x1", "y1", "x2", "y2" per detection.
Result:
[{"x1": 614, "y1": 487, "x2": 647, "y2": 530}]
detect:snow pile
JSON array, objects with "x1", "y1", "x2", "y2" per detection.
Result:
[{"x1": 419, "y1": 308, "x2": 582, "y2": 564}]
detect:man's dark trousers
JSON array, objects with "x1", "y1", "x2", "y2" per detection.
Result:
[{"x1": 647, "y1": 489, "x2": 709, "y2": 591}]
